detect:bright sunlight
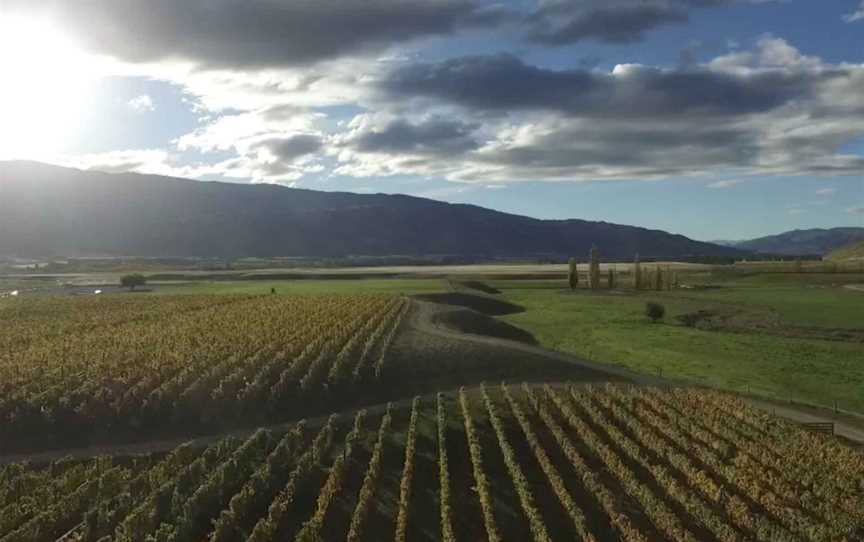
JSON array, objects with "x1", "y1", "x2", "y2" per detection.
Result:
[{"x1": 0, "y1": 15, "x2": 100, "y2": 160}]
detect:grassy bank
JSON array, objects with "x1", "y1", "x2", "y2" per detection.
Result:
[{"x1": 495, "y1": 276, "x2": 864, "y2": 413}]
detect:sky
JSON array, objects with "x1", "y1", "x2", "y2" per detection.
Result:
[{"x1": 0, "y1": 0, "x2": 863, "y2": 241}]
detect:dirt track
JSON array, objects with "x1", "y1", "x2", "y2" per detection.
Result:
[{"x1": 742, "y1": 397, "x2": 864, "y2": 447}]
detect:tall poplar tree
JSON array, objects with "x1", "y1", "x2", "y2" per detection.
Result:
[
  {"x1": 568, "y1": 257, "x2": 579, "y2": 291},
  {"x1": 589, "y1": 245, "x2": 601, "y2": 289}
]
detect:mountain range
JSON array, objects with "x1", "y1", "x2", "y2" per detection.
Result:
[
  {"x1": 717, "y1": 228, "x2": 864, "y2": 256},
  {"x1": 0, "y1": 161, "x2": 743, "y2": 260}
]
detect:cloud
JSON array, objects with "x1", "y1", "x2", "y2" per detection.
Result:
[
  {"x1": 340, "y1": 116, "x2": 480, "y2": 155},
  {"x1": 379, "y1": 52, "x2": 826, "y2": 117},
  {"x1": 36, "y1": 10, "x2": 860, "y2": 189},
  {"x1": 848, "y1": 206, "x2": 864, "y2": 215},
  {"x1": 176, "y1": 107, "x2": 322, "y2": 154},
  {"x1": 67, "y1": 149, "x2": 194, "y2": 176},
  {"x1": 707, "y1": 179, "x2": 744, "y2": 189},
  {"x1": 526, "y1": 2, "x2": 689, "y2": 45},
  {"x1": 127, "y1": 94, "x2": 154, "y2": 112},
  {"x1": 815, "y1": 187, "x2": 836, "y2": 196},
  {"x1": 333, "y1": 115, "x2": 483, "y2": 178},
  {"x1": 8, "y1": 0, "x2": 502, "y2": 69},
  {"x1": 844, "y1": 1, "x2": 864, "y2": 22},
  {"x1": 67, "y1": 147, "x2": 320, "y2": 186},
  {"x1": 175, "y1": 107, "x2": 327, "y2": 183},
  {"x1": 344, "y1": 38, "x2": 864, "y2": 182},
  {"x1": 253, "y1": 134, "x2": 323, "y2": 163},
  {"x1": 523, "y1": 0, "x2": 768, "y2": 45}
]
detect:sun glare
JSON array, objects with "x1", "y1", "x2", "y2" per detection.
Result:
[{"x1": 0, "y1": 15, "x2": 100, "y2": 160}]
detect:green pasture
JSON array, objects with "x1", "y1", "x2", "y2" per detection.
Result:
[{"x1": 493, "y1": 277, "x2": 864, "y2": 412}]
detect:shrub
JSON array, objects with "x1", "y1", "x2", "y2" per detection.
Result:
[
  {"x1": 120, "y1": 274, "x2": 147, "y2": 291},
  {"x1": 645, "y1": 302, "x2": 665, "y2": 323}
]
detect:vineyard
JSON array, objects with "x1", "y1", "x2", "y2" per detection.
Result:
[
  {"x1": 0, "y1": 294, "x2": 409, "y2": 452},
  {"x1": 2, "y1": 384, "x2": 861, "y2": 541}
]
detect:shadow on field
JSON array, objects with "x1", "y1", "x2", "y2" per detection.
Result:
[
  {"x1": 412, "y1": 292, "x2": 524, "y2": 315},
  {"x1": 433, "y1": 307, "x2": 539, "y2": 345}
]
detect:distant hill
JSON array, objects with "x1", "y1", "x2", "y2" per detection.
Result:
[
  {"x1": 0, "y1": 161, "x2": 742, "y2": 260},
  {"x1": 826, "y1": 240, "x2": 864, "y2": 261},
  {"x1": 729, "y1": 227, "x2": 864, "y2": 256}
]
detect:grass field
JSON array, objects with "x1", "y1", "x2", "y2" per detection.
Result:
[
  {"x1": 3, "y1": 384, "x2": 861, "y2": 542},
  {"x1": 160, "y1": 278, "x2": 447, "y2": 296},
  {"x1": 494, "y1": 274, "x2": 864, "y2": 412}
]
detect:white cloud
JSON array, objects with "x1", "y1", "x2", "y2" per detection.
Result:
[
  {"x1": 64, "y1": 148, "x2": 229, "y2": 179},
  {"x1": 847, "y1": 206, "x2": 864, "y2": 215},
  {"x1": 815, "y1": 187, "x2": 836, "y2": 196},
  {"x1": 844, "y1": 1, "x2": 864, "y2": 22},
  {"x1": 127, "y1": 94, "x2": 154, "y2": 112},
  {"x1": 706, "y1": 179, "x2": 744, "y2": 189},
  {"x1": 175, "y1": 107, "x2": 328, "y2": 183}
]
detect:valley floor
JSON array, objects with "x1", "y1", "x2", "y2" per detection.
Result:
[{"x1": 2, "y1": 284, "x2": 862, "y2": 541}]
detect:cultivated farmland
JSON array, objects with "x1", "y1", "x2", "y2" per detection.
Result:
[
  {"x1": 0, "y1": 295, "x2": 409, "y2": 452},
  {"x1": 2, "y1": 384, "x2": 861, "y2": 541}
]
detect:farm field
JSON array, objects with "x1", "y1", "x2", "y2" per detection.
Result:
[
  {"x1": 668, "y1": 270, "x2": 864, "y2": 328},
  {"x1": 2, "y1": 384, "x2": 861, "y2": 542},
  {"x1": 495, "y1": 273, "x2": 864, "y2": 412},
  {"x1": 0, "y1": 294, "x2": 411, "y2": 452},
  {"x1": 0, "y1": 290, "x2": 602, "y2": 454}
]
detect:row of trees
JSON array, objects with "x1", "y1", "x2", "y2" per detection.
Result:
[{"x1": 568, "y1": 248, "x2": 679, "y2": 291}]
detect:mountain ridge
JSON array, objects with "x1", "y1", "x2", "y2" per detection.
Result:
[
  {"x1": 724, "y1": 227, "x2": 864, "y2": 256},
  {"x1": 0, "y1": 161, "x2": 743, "y2": 260}
]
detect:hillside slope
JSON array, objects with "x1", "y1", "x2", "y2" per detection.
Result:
[
  {"x1": 732, "y1": 227, "x2": 864, "y2": 256},
  {"x1": 0, "y1": 161, "x2": 740, "y2": 259},
  {"x1": 826, "y1": 240, "x2": 864, "y2": 261}
]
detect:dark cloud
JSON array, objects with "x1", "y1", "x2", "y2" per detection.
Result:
[
  {"x1": 525, "y1": 0, "x2": 733, "y2": 45},
  {"x1": 349, "y1": 118, "x2": 480, "y2": 155},
  {"x1": 379, "y1": 54, "x2": 828, "y2": 117},
  {"x1": 528, "y1": 4, "x2": 688, "y2": 45},
  {"x1": 9, "y1": 0, "x2": 503, "y2": 68},
  {"x1": 254, "y1": 134, "x2": 323, "y2": 162},
  {"x1": 342, "y1": 39, "x2": 864, "y2": 182},
  {"x1": 472, "y1": 122, "x2": 756, "y2": 173}
]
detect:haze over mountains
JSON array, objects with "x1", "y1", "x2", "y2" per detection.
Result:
[
  {"x1": 718, "y1": 228, "x2": 864, "y2": 256},
  {"x1": 1, "y1": 161, "x2": 743, "y2": 260}
]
